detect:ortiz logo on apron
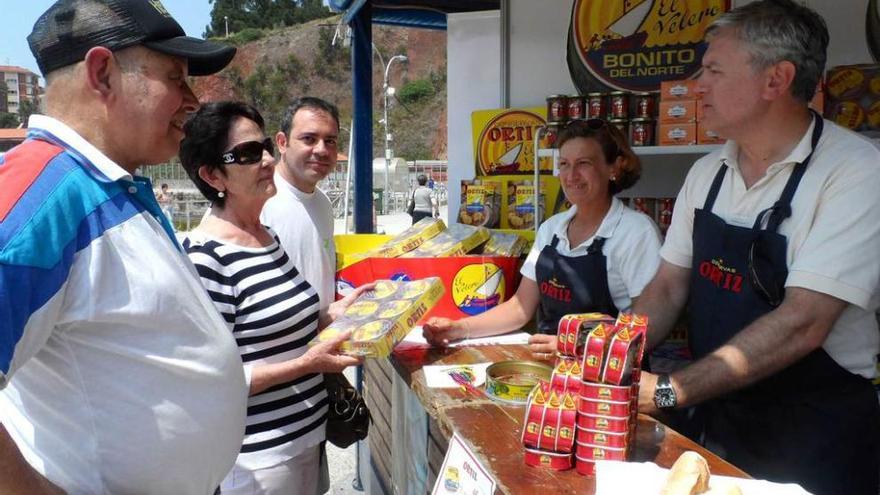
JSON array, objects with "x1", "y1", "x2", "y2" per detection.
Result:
[
  {"x1": 541, "y1": 277, "x2": 573, "y2": 303},
  {"x1": 697, "y1": 257, "x2": 743, "y2": 293},
  {"x1": 567, "y1": 0, "x2": 730, "y2": 93}
]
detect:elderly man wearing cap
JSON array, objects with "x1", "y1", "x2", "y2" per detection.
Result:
[{"x1": 0, "y1": 1, "x2": 247, "y2": 494}]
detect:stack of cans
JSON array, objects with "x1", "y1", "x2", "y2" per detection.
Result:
[
  {"x1": 575, "y1": 314, "x2": 648, "y2": 476},
  {"x1": 520, "y1": 313, "x2": 649, "y2": 477}
]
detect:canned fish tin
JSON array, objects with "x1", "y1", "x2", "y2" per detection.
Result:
[
  {"x1": 575, "y1": 456, "x2": 595, "y2": 477},
  {"x1": 632, "y1": 92, "x2": 655, "y2": 118},
  {"x1": 630, "y1": 118, "x2": 654, "y2": 146},
  {"x1": 575, "y1": 443, "x2": 627, "y2": 462},
  {"x1": 580, "y1": 382, "x2": 631, "y2": 402},
  {"x1": 576, "y1": 426, "x2": 629, "y2": 449},
  {"x1": 581, "y1": 323, "x2": 620, "y2": 383},
  {"x1": 587, "y1": 92, "x2": 607, "y2": 119},
  {"x1": 609, "y1": 91, "x2": 629, "y2": 119},
  {"x1": 546, "y1": 95, "x2": 568, "y2": 124},
  {"x1": 577, "y1": 397, "x2": 631, "y2": 417},
  {"x1": 608, "y1": 118, "x2": 628, "y2": 138},
  {"x1": 524, "y1": 447, "x2": 573, "y2": 470},
  {"x1": 577, "y1": 413, "x2": 630, "y2": 433},
  {"x1": 486, "y1": 360, "x2": 553, "y2": 404},
  {"x1": 602, "y1": 326, "x2": 646, "y2": 385},
  {"x1": 567, "y1": 95, "x2": 586, "y2": 120}
]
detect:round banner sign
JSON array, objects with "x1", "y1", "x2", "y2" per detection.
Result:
[{"x1": 568, "y1": 0, "x2": 730, "y2": 93}]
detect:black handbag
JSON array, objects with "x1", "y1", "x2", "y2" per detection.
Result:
[
  {"x1": 324, "y1": 372, "x2": 371, "y2": 448},
  {"x1": 406, "y1": 189, "x2": 416, "y2": 216}
]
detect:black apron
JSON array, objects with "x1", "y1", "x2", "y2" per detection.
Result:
[
  {"x1": 686, "y1": 115, "x2": 880, "y2": 495},
  {"x1": 534, "y1": 235, "x2": 618, "y2": 334}
]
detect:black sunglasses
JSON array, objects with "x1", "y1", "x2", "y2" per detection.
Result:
[
  {"x1": 747, "y1": 207, "x2": 784, "y2": 307},
  {"x1": 220, "y1": 138, "x2": 274, "y2": 165}
]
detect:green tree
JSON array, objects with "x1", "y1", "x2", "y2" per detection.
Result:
[
  {"x1": 0, "y1": 113, "x2": 19, "y2": 128},
  {"x1": 18, "y1": 98, "x2": 40, "y2": 126}
]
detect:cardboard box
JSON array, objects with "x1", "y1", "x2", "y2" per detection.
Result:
[
  {"x1": 659, "y1": 100, "x2": 697, "y2": 124},
  {"x1": 660, "y1": 79, "x2": 700, "y2": 100},
  {"x1": 657, "y1": 123, "x2": 697, "y2": 146},
  {"x1": 697, "y1": 123, "x2": 725, "y2": 144},
  {"x1": 313, "y1": 278, "x2": 445, "y2": 358}
]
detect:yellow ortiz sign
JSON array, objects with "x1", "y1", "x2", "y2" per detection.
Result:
[
  {"x1": 472, "y1": 108, "x2": 554, "y2": 176},
  {"x1": 567, "y1": 0, "x2": 730, "y2": 93}
]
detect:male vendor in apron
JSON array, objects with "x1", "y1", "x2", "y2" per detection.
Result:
[{"x1": 634, "y1": 2, "x2": 880, "y2": 494}]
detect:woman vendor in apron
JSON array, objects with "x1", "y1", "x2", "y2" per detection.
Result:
[{"x1": 423, "y1": 119, "x2": 661, "y2": 355}]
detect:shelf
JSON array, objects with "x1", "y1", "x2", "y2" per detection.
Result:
[
  {"x1": 539, "y1": 144, "x2": 720, "y2": 158},
  {"x1": 634, "y1": 144, "x2": 721, "y2": 155}
]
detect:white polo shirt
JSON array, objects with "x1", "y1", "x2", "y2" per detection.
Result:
[
  {"x1": 662, "y1": 117, "x2": 880, "y2": 378},
  {"x1": 0, "y1": 115, "x2": 248, "y2": 494},
  {"x1": 521, "y1": 197, "x2": 662, "y2": 313}
]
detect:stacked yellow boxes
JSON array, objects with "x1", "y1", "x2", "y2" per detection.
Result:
[{"x1": 313, "y1": 278, "x2": 445, "y2": 358}]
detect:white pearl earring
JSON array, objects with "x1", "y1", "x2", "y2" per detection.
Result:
[{"x1": 217, "y1": 191, "x2": 225, "y2": 198}]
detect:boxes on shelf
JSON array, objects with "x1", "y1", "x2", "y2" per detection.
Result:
[
  {"x1": 660, "y1": 79, "x2": 699, "y2": 100},
  {"x1": 505, "y1": 179, "x2": 546, "y2": 230},
  {"x1": 657, "y1": 123, "x2": 697, "y2": 146},
  {"x1": 459, "y1": 179, "x2": 502, "y2": 228},
  {"x1": 659, "y1": 100, "x2": 697, "y2": 124}
]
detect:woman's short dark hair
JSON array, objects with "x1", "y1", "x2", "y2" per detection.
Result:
[
  {"x1": 417, "y1": 174, "x2": 428, "y2": 185},
  {"x1": 179, "y1": 101, "x2": 265, "y2": 208},
  {"x1": 556, "y1": 119, "x2": 641, "y2": 195}
]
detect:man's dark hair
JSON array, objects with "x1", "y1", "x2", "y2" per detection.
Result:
[
  {"x1": 179, "y1": 101, "x2": 265, "y2": 208},
  {"x1": 280, "y1": 96, "x2": 340, "y2": 137},
  {"x1": 417, "y1": 174, "x2": 428, "y2": 186}
]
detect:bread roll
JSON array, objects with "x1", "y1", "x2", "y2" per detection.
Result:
[{"x1": 660, "y1": 451, "x2": 711, "y2": 495}]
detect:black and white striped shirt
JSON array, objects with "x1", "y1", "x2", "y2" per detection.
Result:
[{"x1": 184, "y1": 228, "x2": 328, "y2": 469}]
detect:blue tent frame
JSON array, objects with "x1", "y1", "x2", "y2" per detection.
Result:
[{"x1": 328, "y1": 0, "x2": 498, "y2": 234}]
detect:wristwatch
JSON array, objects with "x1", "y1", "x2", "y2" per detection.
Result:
[{"x1": 653, "y1": 374, "x2": 677, "y2": 410}]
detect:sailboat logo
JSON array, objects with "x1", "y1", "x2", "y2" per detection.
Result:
[
  {"x1": 568, "y1": 0, "x2": 730, "y2": 93},
  {"x1": 451, "y1": 263, "x2": 506, "y2": 316}
]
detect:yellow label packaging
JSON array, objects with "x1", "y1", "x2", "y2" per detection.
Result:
[
  {"x1": 400, "y1": 223, "x2": 491, "y2": 258},
  {"x1": 312, "y1": 278, "x2": 445, "y2": 358},
  {"x1": 459, "y1": 180, "x2": 502, "y2": 228},
  {"x1": 482, "y1": 231, "x2": 528, "y2": 257},
  {"x1": 364, "y1": 217, "x2": 446, "y2": 259}
]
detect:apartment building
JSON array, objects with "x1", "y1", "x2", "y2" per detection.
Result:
[{"x1": 1, "y1": 66, "x2": 41, "y2": 115}]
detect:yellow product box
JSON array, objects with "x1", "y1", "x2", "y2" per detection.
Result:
[
  {"x1": 313, "y1": 278, "x2": 445, "y2": 358},
  {"x1": 459, "y1": 180, "x2": 502, "y2": 228},
  {"x1": 400, "y1": 223, "x2": 491, "y2": 258},
  {"x1": 363, "y1": 217, "x2": 446, "y2": 259},
  {"x1": 481, "y1": 231, "x2": 528, "y2": 257},
  {"x1": 505, "y1": 179, "x2": 546, "y2": 230}
]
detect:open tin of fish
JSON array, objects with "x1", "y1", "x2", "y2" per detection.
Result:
[{"x1": 485, "y1": 360, "x2": 552, "y2": 405}]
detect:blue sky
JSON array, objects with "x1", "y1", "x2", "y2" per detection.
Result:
[{"x1": 0, "y1": 1, "x2": 213, "y2": 78}]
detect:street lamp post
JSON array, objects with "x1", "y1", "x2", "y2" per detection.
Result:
[{"x1": 382, "y1": 54, "x2": 407, "y2": 214}]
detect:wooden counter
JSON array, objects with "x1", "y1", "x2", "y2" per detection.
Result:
[{"x1": 364, "y1": 343, "x2": 748, "y2": 494}]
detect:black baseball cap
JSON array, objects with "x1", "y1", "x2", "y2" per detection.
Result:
[{"x1": 28, "y1": 0, "x2": 236, "y2": 76}]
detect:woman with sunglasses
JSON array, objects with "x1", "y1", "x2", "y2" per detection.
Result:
[
  {"x1": 179, "y1": 101, "x2": 368, "y2": 495},
  {"x1": 424, "y1": 119, "x2": 661, "y2": 355}
]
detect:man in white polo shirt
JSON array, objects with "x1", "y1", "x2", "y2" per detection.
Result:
[
  {"x1": 634, "y1": 2, "x2": 880, "y2": 494},
  {"x1": 0, "y1": 1, "x2": 247, "y2": 493}
]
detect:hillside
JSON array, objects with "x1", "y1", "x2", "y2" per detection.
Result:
[{"x1": 190, "y1": 17, "x2": 449, "y2": 160}]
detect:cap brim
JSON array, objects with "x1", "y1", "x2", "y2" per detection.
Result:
[{"x1": 144, "y1": 36, "x2": 236, "y2": 76}]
